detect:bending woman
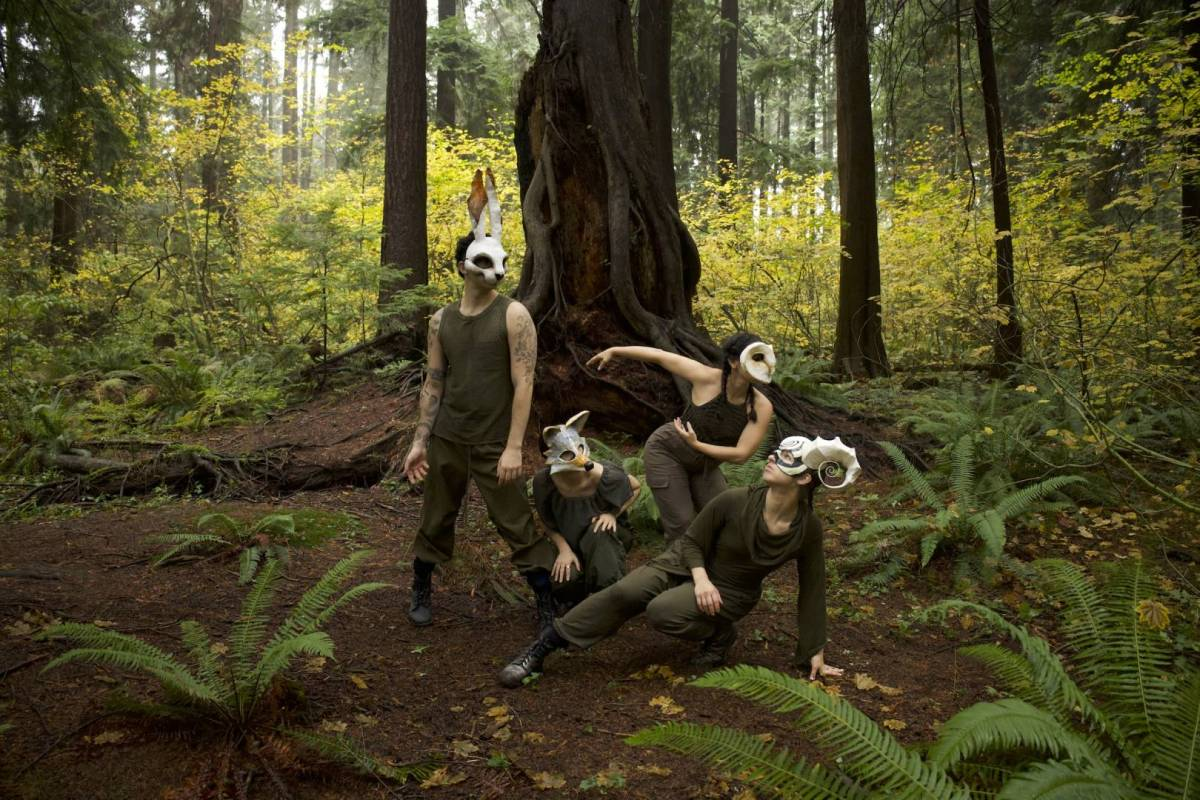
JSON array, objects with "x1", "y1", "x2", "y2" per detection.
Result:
[
  {"x1": 496, "y1": 435, "x2": 863, "y2": 687},
  {"x1": 587, "y1": 332, "x2": 776, "y2": 543}
]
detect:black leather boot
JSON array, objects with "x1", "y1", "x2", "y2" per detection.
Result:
[
  {"x1": 525, "y1": 569, "x2": 556, "y2": 632},
  {"x1": 690, "y1": 623, "x2": 738, "y2": 669},
  {"x1": 408, "y1": 560, "x2": 434, "y2": 627},
  {"x1": 498, "y1": 626, "x2": 567, "y2": 688}
]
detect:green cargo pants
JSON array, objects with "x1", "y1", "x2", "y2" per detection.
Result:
[
  {"x1": 414, "y1": 435, "x2": 556, "y2": 573},
  {"x1": 553, "y1": 563, "x2": 726, "y2": 648},
  {"x1": 552, "y1": 525, "x2": 634, "y2": 605}
]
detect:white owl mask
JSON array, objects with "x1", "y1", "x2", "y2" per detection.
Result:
[
  {"x1": 773, "y1": 435, "x2": 861, "y2": 489},
  {"x1": 740, "y1": 341, "x2": 777, "y2": 383},
  {"x1": 462, "y1": 168, "x2": 507, "y2": 286},
  {"x1": 543, "y1": 411, "x2": 595, "y2": 475}
]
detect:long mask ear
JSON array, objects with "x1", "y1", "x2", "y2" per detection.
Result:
[
  {"x1": 564, "y1": 410, "x2": 589, "y2": 434},
  {"x1": 484, "y1": 168, "x2": 502, "y2": 242},
  {"x1": 542, "y1": 424, "x2": 563, "y2": 447},
  {"x1": 467, "y1": 169, "x2": 487, "y2": 241}
]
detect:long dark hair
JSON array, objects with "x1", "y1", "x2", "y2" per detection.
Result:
[{"x1": 719, "y1": 331, "x2": 762, "y2": 422}]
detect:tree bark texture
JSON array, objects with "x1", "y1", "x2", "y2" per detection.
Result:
[
  {"x1": 323, "y1": 47, "x2": 340, "y2": 174},
  {"x1": 718, "y1": 0, "x2": 738, "y2": 179},
  {"x1": 637, "y1": 0, "x2": 677, "y2": 210},
  {"x1": 202, "y1": 0, "x2": 243, "y2": 217},
  {"x1": 1183, "y1": 0, "x2": 1200, "y2": 249},
  {"x1": 435, "y1": 0, "x2": 457, "y2": 127},
  {"x1": 281, "y1": 0, "x2": 299, "y2": 181},
  {"x1": 831, "y1": 0, "x2": 889, "y2": 378},
  {"x1": 974, "y1": 0, "x2": 1023, "y2": 371},
  {"x1": 379, "y1": 0, "x2": 428, "y2": 342},
  {"x1": 514, "y1": 0, "x2": 709, "y2": 436}
]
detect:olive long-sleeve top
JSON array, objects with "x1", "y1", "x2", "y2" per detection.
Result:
[{"x1": 649, "y1": 485, "x2": 827, "y2": 663}]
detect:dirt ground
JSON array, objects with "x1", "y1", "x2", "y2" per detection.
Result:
[{"x1": 0, "y1": 383, "x2": 1044, "y2": 799}]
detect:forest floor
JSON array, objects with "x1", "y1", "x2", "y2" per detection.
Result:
[{"x1": 0, "y1": 380, "x2": 1188, "y2": 799}]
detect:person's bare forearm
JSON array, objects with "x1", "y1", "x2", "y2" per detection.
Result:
[
  {"x1": 507, "y1": 309, "x2": 537, "y2": 450},
  {"x1": 689, "y1": 440, "x2": 752, "y2": 463},
  {"x1": 413, "y1": 369, "x2": 444, "y2": 449}
]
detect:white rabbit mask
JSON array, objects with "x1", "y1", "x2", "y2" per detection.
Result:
[
  {"x1": 543, "y1": 411, "x2": 595, "y2": 475},
  {"x1": 773, "y1": 435, "x2": 861, "y2": 489},
  {"x1": 462, "y1": 168, "x2": 507, "y2": 286}
]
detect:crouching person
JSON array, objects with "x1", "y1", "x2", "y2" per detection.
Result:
[
  {"x1": 497, "y1": 435, "x2": 862, "y2": 688},
  {"x1": 534, "y1": 412, "x2": 641, "y2": 609}
]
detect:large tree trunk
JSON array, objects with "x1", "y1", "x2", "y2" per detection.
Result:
[
  {"x1": 301, "y1": 38, "x2": 316, "y2": 189},
  {"x1": 435, "y1": 0, "x2": 457, "y2": 127},
  {"x1": 50, "y1": 193, "x2": 81, "y2": 272},
  {"x1": 637, "y1": 0, "x2": 677, "y2": 210},
  {"x1": 514, "y1": 0, "x2": 710, "y2": 436},
  {"x1": 717, "y1": 0, "x2": 738, "y2": 180},
  {"x1": 201, "y1": 0, "x2": 243, "y2": 218},
  {"x1": 3, "y1": 6, "x2": 24, "y2": 238},
  {"x1": 1183, "y1": 0, "x2": 1200, "y2": 249},
  {"x1": 806, "y1": 11, "x2": 817, "y2": 157},
  {"x1": 831, "y1": 0, "x2": 889, "y2": 378},
  {"x1": 281, "y1": 0, "x2": 299, "y2": 182},
  {"x1": 323, "y1": 47, "x2": 340, "y2": 174},
  {"x1": 974, "y1": 0, "x2": 1023, "y2": 372},
  {"x1": 379, "y1": 0, "x2": 428, "y2": 344}
]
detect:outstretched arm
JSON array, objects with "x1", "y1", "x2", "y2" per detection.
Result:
[
  {"x1": 587, "y1": 345, "x2": 717, "y2": 387},
  {"x1": 402, "y1": 310, "x2": 446, "y2": 483},
  {"x1": 500, "y1": 301, "x2": 536, "y2": 485},
  {"x1": 675, "y1": 392, "x2": 774, "y2": 464}
]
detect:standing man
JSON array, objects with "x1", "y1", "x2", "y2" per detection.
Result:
[{"x1": 401, "y1": 169, "x2": 557, "y2": 629}]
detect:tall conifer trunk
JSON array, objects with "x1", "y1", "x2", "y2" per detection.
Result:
[
  {"x1": 831, "y1": 0, "x2": 889, "y2": 378},
  {"x1": 638, "y1": 0, "x2": 678, "y2": 210},
  {"x1": 718, "y1": 0, "x2": 738, "y2": 180},
  {"x1": 435, "y1": 0, "x2": 457, "y2": 127},
  {"x1": 379, "y1": 0, "x2": 428, "y2": 344},
  {"x1": 974, "y1": 0, "x2": 1023, "y2": 372}
]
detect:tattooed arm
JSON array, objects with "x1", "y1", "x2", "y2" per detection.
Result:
[
  {"x1": 402, "y1": 309, "x2": 446, "y2": 483},
  {"x1": 498, "y1": 301, "x2": 536, "y2": 485}
]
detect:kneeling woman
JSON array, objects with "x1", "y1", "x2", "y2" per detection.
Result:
[{"x1": 498, "y1": 436, "x2": 861, "y2": 688}]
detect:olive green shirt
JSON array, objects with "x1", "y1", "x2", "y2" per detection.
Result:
[
  {"x1": 432, "y1": 294, "x2": 514, "y2": 444},
  {"x1": 649, "y1": 486, "x2": 828, "y2": 663}
]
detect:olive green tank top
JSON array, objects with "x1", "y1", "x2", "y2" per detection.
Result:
[{"x1": 432, "y1": 294, "x2": 514, "y2": 444}]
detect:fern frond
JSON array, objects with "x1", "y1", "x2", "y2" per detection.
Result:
[
  {"x1": 969, "y1": 510, "x2": 1006, "y2": 561},
  {"x1": 957, "y1": 644, "x2": 1044, "y2": 709},
  {"x1": 245, "y1": 632, "x2": 334, "y2": 706},
  {"x1": 996, "y1": 761, "x2": 1135, "y2": 800},
  {"x1": 919, "y1": 602, "x2": 1114, "y2": 739},
  {"x1": 238, "y1": 546, "x2": 263, "y2": 585},
  {"x1": 920, "y1": 532, "x2": 944, "y2": 567},
  {"x1": 851, "y1": 517, "x2": 931, "y2": 541},
  {"x1": 251, "y1": 513, "x2": 296, "y2": 540},
  {"x1": 1143, "y1": 669, "x2": 1200, "y2": 800},
  {"x1": 147, "y1": 533, "x2": 228, "y2": 565},
  {"x1": 281, "y1": 727, "x2": 438, "y2": 783},
  {"x1": 626, "y1": 721, "x2": 867, "y2": 800},
  {"x1": 179, "y1": 620, "x2": 226, "y2": 696},
  {"x1": 314, "y1": 582, "x2": 392, "y2": 629},
  {"x1": 693, "y1": 665, "x2": 966, "y2": 799},
  {"x1": 1090, "y1": 560, "x2": 1175, "y2": 739},
  {"x1": 993, "y1": 476, "x2": 1084, "y2": 522},
  {"x1": 1034, "y1": 560, "x2": 1109, "y2": 670},
  {"x1": 195, "y1": 512, "x2": 242, "y2": 539},
  {"x1": 879, "y1": 441, "x2": 944, "y2": 512},
  {"x1": 950, "y1": 435, "x2": 977, "y2": 511},
  {"x1": 230, "y1": 557, "x2": 282, "y2": 686},
  {"x1": 928, "y1": 699, "x2": 1109, "y2": 772},
  {"x1": 104, "y1": 690, "x2": 199, "y2": 721},
  {"x1": 270, "y1": 550, "x2": 373, "y2": 645},
  {"x1": 43, "y1": 646, "x2": 218, "y2": 706}
]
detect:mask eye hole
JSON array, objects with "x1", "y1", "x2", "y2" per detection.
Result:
[
  {"x1": 474, "y1": 255, "x2": 493, "y2": 269},
  {"x1": 560, "y1": 450, "x2": 575, "y2": 461}
]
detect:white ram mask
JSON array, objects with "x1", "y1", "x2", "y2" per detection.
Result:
[
  {"x1": 740, "y1": 341, "x2": 777, "y2": 383},
  {"x1": 773, "y1": 435, "x2": 861, "y2": 489},
  {"x1": 462, "y1": 168, "x2": 507, "y2": 286},
  {"x1": 543, "y1": 411, "x2": 595, "y2": 475}
]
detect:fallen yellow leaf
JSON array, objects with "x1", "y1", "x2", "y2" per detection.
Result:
[
  {"x1": 649, "y1": 695, "x2": 685, "y2": 715},
  {"x1": 882, "y1": 719, "x2": 907, "y2": 731},
  {"x1": 1136, "y1": 599, "x2": 1170, "y2": 630},
  {"x1": 486, "y1": 705, "x2": 510, "y2": 718},
  {"x1": 636, "y1": 764, "x2": 672, "y2": 776},
  {"x1": 529, "y1": 771, "x2": 567, "y2": 790},
  {"x1": 419, "y1": 767, "x2": 467, "y2": 788},
  {"x1": 349, "y1": 674, "x2": 368, "y2": 690},
  {"x1": 523, "y1": 732, "x2": 546, "y2": 744},
  {"x1": 450, "y1": 739, "x2": 479, "y2": 757}
]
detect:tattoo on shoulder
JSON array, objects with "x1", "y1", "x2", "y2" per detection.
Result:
[{"x1": 512, "y1": 314, "x2": 536, "y2": 369}]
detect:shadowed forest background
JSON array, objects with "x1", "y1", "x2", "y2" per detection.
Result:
[{"x1": 1, "y1": 0, "x2": 1199, "y2": 798}]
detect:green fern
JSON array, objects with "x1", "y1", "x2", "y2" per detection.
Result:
[
  {"x1": 627, "y1": 721, "x2": 866, "y2": 799},
  {"x1": 280, "y1": 727, "x2": 438, "y2": 784},
  {"x1": 633, "y1": 560, "x2": 1198, "y2": 800},
  {"x1": 851, "y1": 439, "x2": 1082, "y2": 579},
  {"x1": 42, "y1": 551, "x2": 389, "y2": 730}
]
